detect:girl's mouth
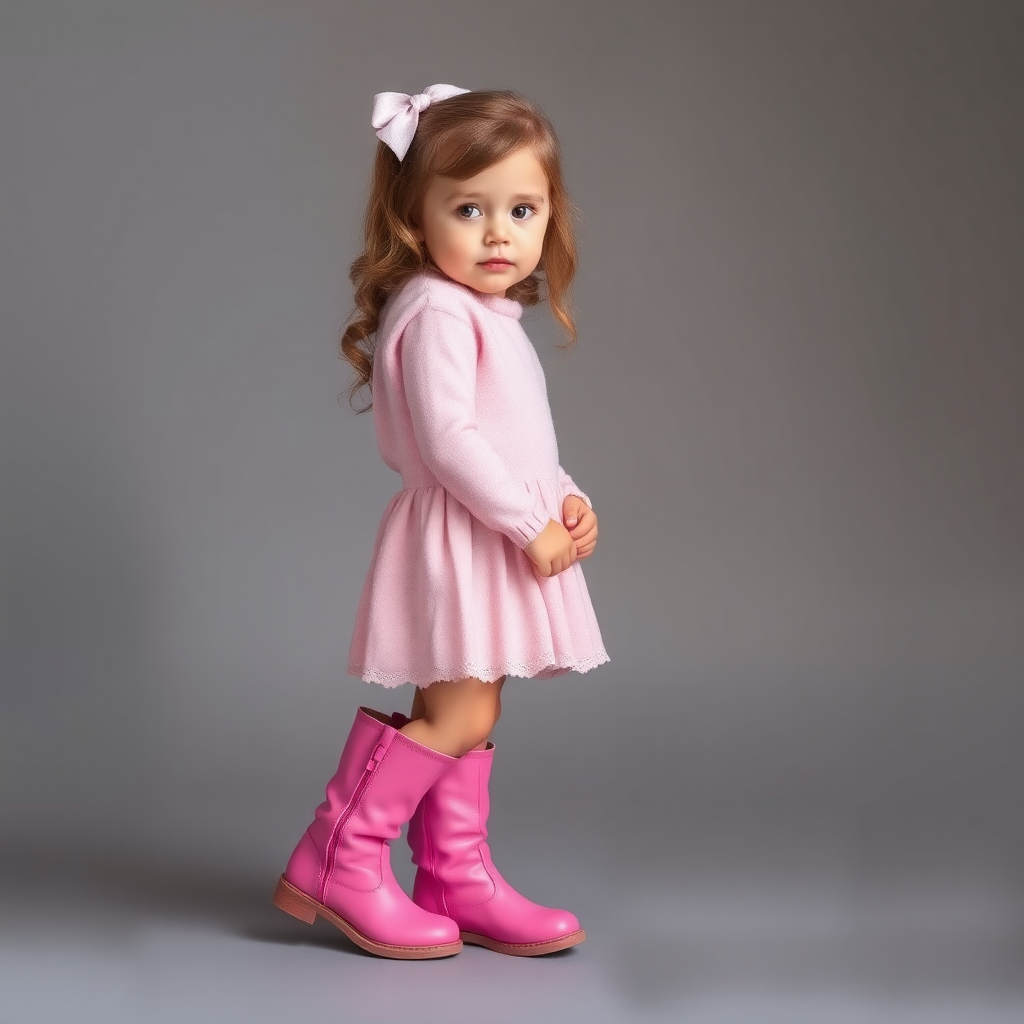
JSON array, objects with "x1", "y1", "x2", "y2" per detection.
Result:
[{"x1": 481, "y1": 259, "x2": 512, "y2": 270}]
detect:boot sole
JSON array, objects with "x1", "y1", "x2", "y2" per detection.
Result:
[
  {"x1": 460, "y1": 928, "x2": 586, "y2": 956},
  {"x1": 272, "y1": 875, "x2": 463, "y2": 960}
]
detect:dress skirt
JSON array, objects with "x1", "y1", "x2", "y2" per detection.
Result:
[{"x1": 347, "y1": 478, "x2": 610, "y2": 688}]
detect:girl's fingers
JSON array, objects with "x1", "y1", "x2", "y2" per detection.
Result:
[{"x1": 566, "y1": 509, "x2": 592, "y2": 531}]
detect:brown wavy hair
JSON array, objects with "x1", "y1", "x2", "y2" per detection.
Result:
[{"x1": 339, "y1": 90, "x2": 581, "y2": 413}]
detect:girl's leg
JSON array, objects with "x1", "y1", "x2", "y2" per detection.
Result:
[
  {"x1": 409, "y1": 685, "x2": 426, "y2": 722},
  {"x1": 403, "y1": 674, "x2": 584, "y2": 955},
  {"x1": 402, "y1": 675, "x2": 505, "y2": 757},
  {"x1": 409, "y1": 676, "x2": 504, "y2": 726}
]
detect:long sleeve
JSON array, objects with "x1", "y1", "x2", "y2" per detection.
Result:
[
  {"x1": 557, "y1": 465, "x2": 593, "y2": 509},
  {"x1": 401, "y1": 306, "x2": 551, "y2": 548}
]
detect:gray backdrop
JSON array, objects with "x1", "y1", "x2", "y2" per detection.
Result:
[{"x1": 1, "y1": 1, "x2": 1021, "y2": 1022}]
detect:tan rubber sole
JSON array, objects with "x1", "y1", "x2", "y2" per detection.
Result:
[
  {"x1": 272, "y1": 875, "x2": 463, "y2": 960},
  {"x1": 461, "y1": 928, "x2": 586, "y2": 956}
]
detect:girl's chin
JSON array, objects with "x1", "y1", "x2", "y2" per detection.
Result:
[{"x1": 448, "y1": 273, "x2": 517, "y2": 295}]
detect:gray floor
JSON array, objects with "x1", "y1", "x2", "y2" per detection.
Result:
[{"x1": 3, "y1": 825, "x2": 1022, "y2": 1024}]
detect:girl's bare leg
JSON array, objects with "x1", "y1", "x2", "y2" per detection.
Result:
[
  {"x1": 402, "y1": 675, "x2": 505, "y2": 757},
  {"x1": 409, "y1": 685, "x2": 427, "y2": 723}
]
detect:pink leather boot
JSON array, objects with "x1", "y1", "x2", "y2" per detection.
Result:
[
  {"x1": 404, "y1": 730, "x2": 586, "y2": 956},
  {"x1": 273, "y1": 706, "x2": 463, "y2": 959}
]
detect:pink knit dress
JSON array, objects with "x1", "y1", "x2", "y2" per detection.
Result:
[{"x1": 347, "y1": 269, "x2": 609, "y2": 688}]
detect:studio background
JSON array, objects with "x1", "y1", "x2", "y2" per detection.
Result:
[{"x1": 1, "y1": 1, "x2": 1021, "y2": 1021}]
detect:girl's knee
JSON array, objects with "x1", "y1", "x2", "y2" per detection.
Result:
[
  {"x1": 419, "y1": 676, "x2": 498, "y2": 751},
  {"x1": 461, "y1": 699, "x2": 497, "y2": 749}
]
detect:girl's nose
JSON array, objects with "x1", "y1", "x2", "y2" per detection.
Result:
[{"x1": 483, "y1": 216, "x2": 509, "y2": 245}]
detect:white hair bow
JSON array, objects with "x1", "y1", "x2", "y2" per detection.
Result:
[{"x1": 371, "y1": 84, "x2": 471, "y2": 160}]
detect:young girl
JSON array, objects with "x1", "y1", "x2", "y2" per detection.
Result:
[{"x1": 273, "y1": 85, "x2": 609, "y2": 960}]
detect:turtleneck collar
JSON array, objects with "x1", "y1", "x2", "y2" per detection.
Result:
[
  {"x1": 475, "y1": 290, "x2": 524, "y2": 320},
  {"x1": 422, "y1": 266, "x2": 524, "y2": 320}
]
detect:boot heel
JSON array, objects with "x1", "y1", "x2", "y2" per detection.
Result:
[{"x1": 273, "y1": 875, "x2": 318, "y2": 924}]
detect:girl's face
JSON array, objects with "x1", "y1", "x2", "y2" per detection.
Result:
[{"x1": 413, "y1": 147, "x2": 551, "y2": 298}]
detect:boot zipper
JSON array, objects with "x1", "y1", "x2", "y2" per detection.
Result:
[{"x1": 318, "y1": 740, "x2": 387, "y2": 901}]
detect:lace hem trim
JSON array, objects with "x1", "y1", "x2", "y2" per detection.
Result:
[{"x1": 348, "y1": 649, "x2": 610, "y2": 689}]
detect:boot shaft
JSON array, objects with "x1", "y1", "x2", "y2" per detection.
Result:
[
  {"x1": 307, "y1": 707, "x2": 391, "y2": 843},
  {"x1": 405, "y1": 740, "x2": 586, "y2": 954},
  {"x1": 290, "y1": 707, "x2": 457, "y2": 896},
  {"x1": 408, "y1": 745, "x2": 498, "y2": 900}
]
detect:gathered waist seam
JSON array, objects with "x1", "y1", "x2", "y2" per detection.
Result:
[{"x1": 396, "y1": 479, "x2": 559, "y2": 493}]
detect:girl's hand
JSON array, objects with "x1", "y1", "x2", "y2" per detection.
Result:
[
  {"x1": 563, "y1": 495, "x2": 598, "y2": 560},
  {"x1": 524, "y1": 519, "x2": 577, "y2": 578}
]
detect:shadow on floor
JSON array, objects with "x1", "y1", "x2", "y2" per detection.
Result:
[
  {"x1": 0, "y1": 845, "x2": 380, "y2": 956},
  {"x1": 0, "y1": 846, "x2": 578, "y2": 963}
]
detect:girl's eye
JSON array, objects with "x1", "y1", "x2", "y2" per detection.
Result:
[
  {"x1": 457, "y1": 205, "x2": 481, "y2": 219},
  {"x1": 511, "y1": 205, "x2": 534, "y2": 221}
]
